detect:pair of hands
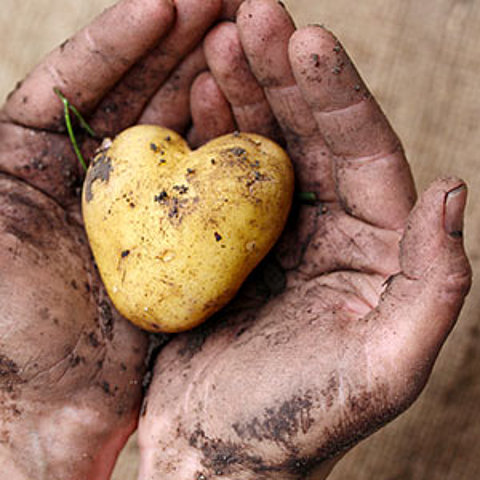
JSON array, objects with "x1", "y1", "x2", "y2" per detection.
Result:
[{"x1": 0, "y1": 0, "x2": 471, "y2": 479}]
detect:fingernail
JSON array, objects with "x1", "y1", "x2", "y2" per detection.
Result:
[{"x1": 445, "y1": 184, "x2": 467, "y2": 237}]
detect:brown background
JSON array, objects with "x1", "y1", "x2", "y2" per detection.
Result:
[{"x1": 1, "y1": 1, "x2": 479, "y2": 478}]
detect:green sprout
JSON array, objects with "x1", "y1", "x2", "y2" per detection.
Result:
[
  {"x1": 297, "y1": 191, "x2": 317, "y2": 204},
  {"x1": 54, "y1": 88, "x2": 97, "y2": 172}
]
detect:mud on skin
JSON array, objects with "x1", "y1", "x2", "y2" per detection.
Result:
[
  {"x1": 185, "y1": 382, "x2": 411, "y2": 479},
  {"x1": 189, "y1": 426, "x2": 319, "y2": 479},
  {"x1": 0, "y1": 174, "x2": 148, "y2": 478}
]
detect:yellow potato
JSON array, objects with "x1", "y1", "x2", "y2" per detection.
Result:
[{"x1": 82, "y1": 125, "x2": 294, "y2": 332}]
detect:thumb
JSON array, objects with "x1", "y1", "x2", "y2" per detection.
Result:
[
  {"x1": 400, "y1": 177, "x2": 469, "y2": 280},
  {"x1": 368, "y1": 177, "x2": 471, "y2": 400}
]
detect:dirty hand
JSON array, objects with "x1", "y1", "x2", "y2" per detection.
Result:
[
  {"x1": 138, "y1": 1, "x2": 472, "y2": 479},
  {"x1": 0, "y1": 0, "x2": 241, "y2": 479}
]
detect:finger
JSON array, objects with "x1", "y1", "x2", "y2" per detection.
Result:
[
  {"x1": 188, "y1": 72, "x2": 236, "y2": 147},
  {"x1": 138, "y1": 46, "x2": 207, "y2": 133},
  {"x1": 289, "y1": 26, "x2": 417, "y2": 230},
  {"x1": 369, "y1": 178, "x2": 471, "y2": 398},
  {"x1": 3, "y1": 0, "x2": 175, "y2": 130},
  {"x1": 90, "y1": 0, "x2": 223, "y2": 137},
  {"x1": 236, "y1": 0, "x2": 336, "y2": 201},
  {"x1": 204, "y1": 22, "x2": 281, "y2": 141}
]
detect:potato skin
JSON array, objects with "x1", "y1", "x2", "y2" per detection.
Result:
[{"x1": 82, "y1": 125, "x2": 294, "y2": 332}]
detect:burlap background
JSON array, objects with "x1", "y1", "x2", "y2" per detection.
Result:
[{"x1": 1, "y1": 1, "x2": 479, "y2": 478}]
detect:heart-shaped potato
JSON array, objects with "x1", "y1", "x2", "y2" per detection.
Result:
[{"x1": 82, "y1": 125, "x2": 294, "y2": 332}]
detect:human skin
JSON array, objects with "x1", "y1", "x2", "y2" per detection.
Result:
[
  {"x1": 0, "y1": 0, "x2": 471, "y2": 479},
  {"x1": 0, "y1": 0, "x2": 242, "y2": 478},
  {"x1": 136, "y1": 1, "x2": 472, "y2": 479}
]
